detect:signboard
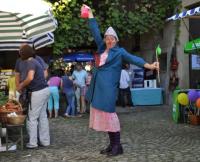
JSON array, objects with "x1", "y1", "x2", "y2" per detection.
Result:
[
  {"x1": 191, "y1": 54, "x2": 200, "y2": 70},
  {"x1": 184, "y1": 38, "x2": 200, "y2": 54}
]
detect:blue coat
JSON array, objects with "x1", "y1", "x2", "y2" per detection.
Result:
[{"x1": 86, "y1": 18, "x2": 146, "y2": 113}]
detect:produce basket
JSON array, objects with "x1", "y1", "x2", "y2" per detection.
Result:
[
  {"x1": 188, "y1": 114, "x2": 200, "y2": 125},
  {"x1": 7, "y1": 115, "x2": 26, "y2": 125},
  {"x1": 0, "y1": 100, "x2": 23, "y2": 124}
]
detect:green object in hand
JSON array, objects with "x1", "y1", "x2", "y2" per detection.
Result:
[{"x1": 156, "y1": 44, "x2": 162, "y2": 56}]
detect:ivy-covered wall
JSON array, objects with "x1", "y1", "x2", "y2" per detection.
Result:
[{"x1": 48, "y1": 0, "x2": 180, "y2": 55}]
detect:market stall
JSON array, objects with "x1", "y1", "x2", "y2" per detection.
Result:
[
  {"x1": 0, "y1": 0, "x2": 58, "y2": 151},
  {"x1": 167, "y1": 6, "x2": 200, "y2": 124}
]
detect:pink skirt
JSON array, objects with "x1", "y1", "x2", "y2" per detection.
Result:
[{"x1": 89, "y1": 107, "x2": 120, "y2": 132}]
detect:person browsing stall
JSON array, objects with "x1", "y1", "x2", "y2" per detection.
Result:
[
  {"x1": 47, "y1": 71, "x2": 61, "y2": 118},
  {"x1": 15, "y1": 44, "x2": 50, "y2": 149},
  {"x1": 72, "y1": 63, "x2": 88, "y2": 114}
]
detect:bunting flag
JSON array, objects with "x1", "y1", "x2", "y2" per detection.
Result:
[{"x1": 167, "y1": 6, "x2": 200, "y2": 21}]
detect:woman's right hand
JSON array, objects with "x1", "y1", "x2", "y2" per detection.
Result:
[{"x1": 81, "y1": 4, "x2": 94, "y2": 18}]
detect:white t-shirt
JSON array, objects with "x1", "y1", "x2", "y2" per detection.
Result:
[{"x1": 119, "y1": 69, "x2": 130, "y2": 89}]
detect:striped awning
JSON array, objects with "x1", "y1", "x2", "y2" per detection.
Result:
[
  {"x1": 167, "y1": 6, "x2": 200, "y2": 21},
  {"x1": 0, "y1": 0, "x2": 57, "y2": 43},
  {"x1": 0, "y1": 33, "x2": 54, "y2": 51},
  {"x1": 33, "y1": 33, "x2": 54, "y2": 50}
]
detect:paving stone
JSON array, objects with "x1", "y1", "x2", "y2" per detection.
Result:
[{"x1": 1, "y1": 105, "x2": 200, "y2": 161}]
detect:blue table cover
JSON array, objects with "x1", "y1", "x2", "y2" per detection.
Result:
[{"x1": 131, "y1": 88, "x2": 163, "y2": 106}]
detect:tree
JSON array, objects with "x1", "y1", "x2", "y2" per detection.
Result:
[{"x1": 48, "y1": 0, "x2": 180, "y2": 55}]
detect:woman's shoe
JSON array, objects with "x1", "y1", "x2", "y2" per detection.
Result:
[
  {"x1": 26, "y1": 143, "x2": 38, "y2": 149},
  {"x1": 107, "y1": 144, "x2": 123, "y2": 156},
  {"x1": 100, "y1": 145, "x2": 112, "y2": 154},
  {"x1": 64, "y1": 113, "x2": 71, "y2": 118},
  {"x1": 76, "y1": 114, "x2": 82, "y2": 117}
]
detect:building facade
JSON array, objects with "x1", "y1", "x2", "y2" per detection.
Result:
[
  {"x1": 137, "y1": 0, "x2": 200, "y2": 104},
  {"x1": 181, "y1": 0, "x2": 200, "y2": 89}
]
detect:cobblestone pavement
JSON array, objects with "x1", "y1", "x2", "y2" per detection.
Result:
[{"x1": 1, "y1": 105, "x2": 200, "y2": 162}]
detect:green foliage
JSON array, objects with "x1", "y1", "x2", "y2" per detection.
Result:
[
  {"x1": 52, "y1": 58, "x2": 68, "y2": 70},
  {"x1": 48, "y1": 0, "x2": 180, "y2": 55},
  {"x1": 0, "y1": 91, "x2": 8, "y2": 106}
]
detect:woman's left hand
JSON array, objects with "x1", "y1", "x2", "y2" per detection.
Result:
[
  {"x1": 144, "y1": 62, "x2": 159, "y2": 70},
  {"x1": 151, "y1": 62, "x2": 159, "y2": 71}
]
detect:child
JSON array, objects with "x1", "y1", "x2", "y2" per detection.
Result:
[{"x1": 48, "y1": 71, "x2": 61, "y2": 118}]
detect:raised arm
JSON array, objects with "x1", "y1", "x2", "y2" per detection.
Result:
[{"x1": 82, "y1": 5, "x2": 104, "y2": 52}]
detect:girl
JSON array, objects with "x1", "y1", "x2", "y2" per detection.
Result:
[{"x1": 48, "y1": 71, "x2": 61, "y2": 118}]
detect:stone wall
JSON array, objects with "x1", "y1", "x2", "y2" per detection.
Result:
[{"x1": 176, "y1": 20, "x2": 190, "y2": 89}]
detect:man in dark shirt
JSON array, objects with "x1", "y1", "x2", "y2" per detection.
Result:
[
  {"x1": 15, "y1": 55, "x2": 48, "y2": 84},
  {"x1": 15, "y1": 44, "x2": 50, "y2": 149}
]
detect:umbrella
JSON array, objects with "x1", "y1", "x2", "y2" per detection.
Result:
[
  {"x1": 0, "y1": 33, "x2": 54, "y2": 51},
  {"x1": 0, "y1": 0, "x2": 57, "y2": 50},
  {"x1": 63, "y1": 53, "x2": 94, "y2": 62},
  {"x1": 167, "y1": 6, "x2": 200, "y2": 21},
  {"x1": 32, "y1": 33, "x2": 54, "y2": 50},
  {"x1": 63, "y1": 55, "x2": 76, "y2": 62},
  {"x1": 76, "y1": 53, "x2": 94, "y2": 62}
]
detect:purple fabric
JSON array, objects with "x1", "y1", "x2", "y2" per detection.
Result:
[
  {"x1": 48, "y1": 77, "x2": 61, "y2": 87},
  {"x1": 108, "y1": 132, "x2": 115, "y2": 146},
  {"x1": 114, "y1": 132, "x2": 120, "y2": 145}
]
